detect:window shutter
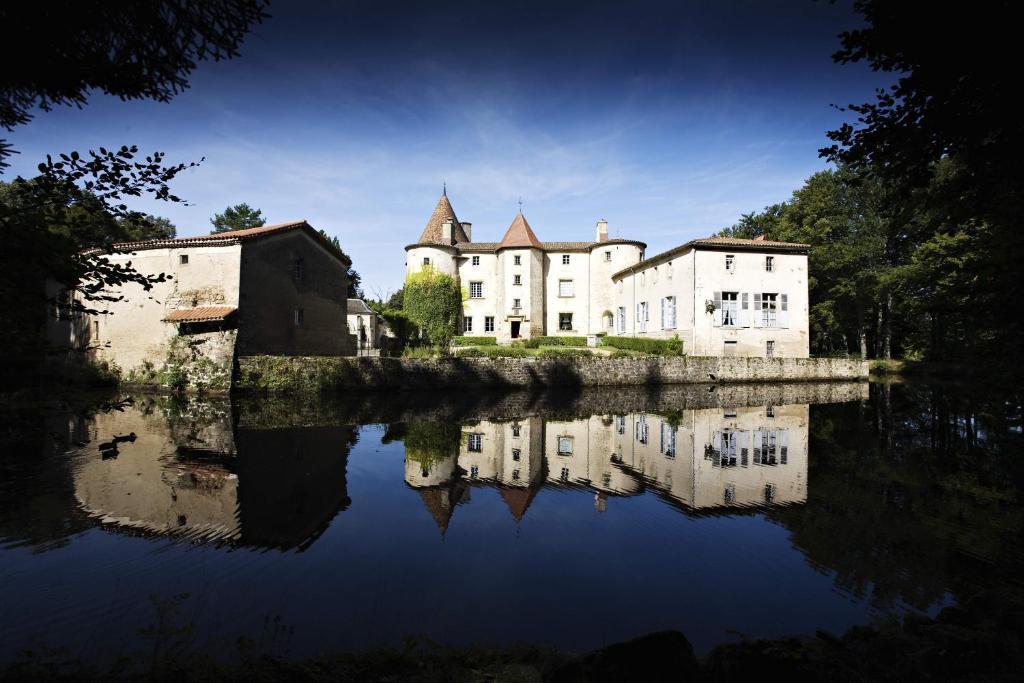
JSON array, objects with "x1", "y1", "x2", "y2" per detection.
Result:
[
  {"x1": 661, "y1": 298, "x2": 667, "y2": 329},
  {"x1": 753, "y1": 430, "x2": 763, "y2": 463},
  {"x1": 712, "y1": 431, "x2": 721, "y2": 454},
  {"x1": 753, "y1": 293, "x2": 762, "y2": 327},
  {"x1": 741, "y1": 293, "x2": 749, "y2": 327},
  {"x1": 670, "y1": 297, "x2": 676, "y2": 328},
  {"x1": 713, "y1": 291, "x2": 722, "y2": 326},
  {"x1": 780, "y1": 294, "x2": 789, "y2": 328}
]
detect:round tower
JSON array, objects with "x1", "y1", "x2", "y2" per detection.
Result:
[{"x1": 405, "y1": 190, "x2": 468, "y2": 278}]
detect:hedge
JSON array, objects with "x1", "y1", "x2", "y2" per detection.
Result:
[
  {"x1": 600, "y1": 335, "x2": 684, "y2": 355},
  {"x1": 456, "y1": 346, "x2": 531, "y2": 358},
  {"x1": 452, "y1": 336, "x2": 498, "y2": 346},
  {"x1": 524, "y1": 335, "x2": 588, "y2": 348}
]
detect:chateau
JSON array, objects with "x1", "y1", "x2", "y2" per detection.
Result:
[{"x1": 406, "y1": 192, "x2": 812, "y2": 357}]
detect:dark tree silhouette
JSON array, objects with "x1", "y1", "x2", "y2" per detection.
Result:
[{"x1": 0, "y1": 1, "x2": 268, "y2": 169}]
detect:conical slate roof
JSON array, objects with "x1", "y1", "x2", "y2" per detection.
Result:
[
  {"x1": 418, "y1": 192, "x2": 470, "y2": 245},
  {"x1": 498, "y1": 212, "x2": 542, "y2": 248}
]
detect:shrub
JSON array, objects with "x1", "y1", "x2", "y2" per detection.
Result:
[
  {"x1": 537, "y1": 347, "x2": 593, "y2": 358},
  {"x1": 601, "y1": 335, "x2": 685, "y2": 356},
  {"x1": 452, "y1": 336, "x2": 498, "y2": 346},
  {"x1": 402, "y1": 346, "x2": 438, "y2": 359},
  {"x1": 535, "y1": 335, "x2": 587, "y2": 347}
]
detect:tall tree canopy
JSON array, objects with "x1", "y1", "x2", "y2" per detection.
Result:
[
  {"x1": 210, "y1": 203, "x2": 265, "y2": 233},
  {"x1": 0, "y1": 1, "x2": 268, "y2": 169}
]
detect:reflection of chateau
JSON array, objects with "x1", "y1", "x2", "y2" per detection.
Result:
[
  {"x1": 73, "y1": 403, "x2": 354, "y2": 550},
  {"x1": 403, "y1": 405, "x2": 808, "y2": 528}
]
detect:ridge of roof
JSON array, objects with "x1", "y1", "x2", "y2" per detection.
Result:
[
  {"x1": 499, "y1": 212, "x2": 543, "y2": 248},
  {"x1": 611, "y1": 235, "x2": 810, "y2": 280}
]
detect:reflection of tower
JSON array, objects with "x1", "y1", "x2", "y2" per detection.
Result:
[{"x1": 402, "y1": 421, "x2": 465, "y2": 534}]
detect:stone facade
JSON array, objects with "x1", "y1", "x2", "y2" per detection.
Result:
[
  {"x1": 52, "y1": 221, "x2": 353, "y2": 382},
  {"x1": 405, "y1": 192, "x2": 811, "y2": 357}
]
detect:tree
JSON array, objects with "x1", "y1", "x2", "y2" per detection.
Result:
[
  {"x1": 318, "y1": 229, "x2": 362, "y2": 298},
  {"x1": 0, "y1": 2, "x2": 268, "y2": 169},
  {"x1": 210, "y1": 203, "x2": 264, "y2": 233},
  {"x1": 117, "y1": 213, "x2": 176, "y2": 241},
  {"x1": 403, "y1": 267, "x2": 462, "y2": 351}
]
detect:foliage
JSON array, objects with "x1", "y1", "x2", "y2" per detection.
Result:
[
  {"x1": 0, "y1": 2, "x2": 268, "y2": 169},
  {"x1": 524, "y1": 336, "x2": 587, "y2": 348},
  {"x1": 537, "y1": 347, "x2": 592, "y2": 358},
  {"x1": 601, "y1": 335, "x2": 684, "y2": 356},
  {"x1": 401, "y1": 346, "x2": 437, "y2": 360},
  {"x1": 210, "y1": 202, "x2": 264, "y2": 233},
  {"x1": 403, "y1": 266, "x2": 462, "y2": 351},
  {"x1": 368, "y1": 301, "x2": 417, "y2": 355},
  {"x1": 404, "y1": 421, "x2": 461, "y2": 470},
  {"x1": 117, "y1": 213, "x2": 176, "y2": 241},
  {"x1": 452, "y1": 336, "x2": 498, "y2": 346},
  {"x1": 455, "y1": 346, "x2": 531, "y2": 358},
  {"x1": 318, "y1": 229, "x2": 362, "y2": 299}
]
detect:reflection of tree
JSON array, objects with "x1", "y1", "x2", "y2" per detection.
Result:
[
  {"x1": 403, "y1": 421, "x2": 461, "y2": 472},
  {"x1": 771, "y1": 382, "x2": 1023, "y2": 611}
]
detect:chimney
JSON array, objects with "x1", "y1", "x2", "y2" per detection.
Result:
[
  {"x1": 441, "y1": 220, "x2": 453, "y2": 243},
  {"x1": 461, "y1": 222, "x2": 472, "y2": 241},
  {"x1": 596, "y1": 219, "x2": 609, "y2": 243}
]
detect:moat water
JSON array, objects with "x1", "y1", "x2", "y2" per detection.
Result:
[{"x1": 1, "y1": 381, "x2": 1020, "y2": 665}]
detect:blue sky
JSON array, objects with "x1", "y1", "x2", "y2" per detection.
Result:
[{"x1": 4, "y1": 0, "x2": 883, "y2": 296}]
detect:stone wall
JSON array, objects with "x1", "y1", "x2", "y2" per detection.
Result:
[{"x1": 235, "y1": 355, "x2": 868, "y2": 394}]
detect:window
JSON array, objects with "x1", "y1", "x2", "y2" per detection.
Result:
[
  {"x1": 557, "y1": 436, "x2": 574, "y2": 455},
  {"x1": 616, "y1": 416, "x2": 626, "y2": 434},
  {"x1": 560, "y1": 467, "x2": 570, "y2": 481},
  {"x1": 294, "y1": 308, "x2": 304, "y2": 327},
  {"x1": 711, "y1": 431, "x2": 738, "y2": 467},
  {"x1": 512, "y1": 448, "x2": 521, "y2": 462},
  {"x1": 513, "y1": 274, "x2": 522, "y2": 286},
  {"x1": 93, "y1": 320, "x2": 100, "y2": 338},
  {"x1": 179, "y1": 254, "x2": 189, "y2": 265},
  {"x1": 667, "y1": 261, "x2": 673, "y2": 279},
  {"x1": 513, "y1": 298, "x2": 521, "y2": 309},
  {"x1": 467, "y1": 433, "x2": 483, "y2": 452},
  {"x1": 485, "y1": 316, "x2": 495, "y2": 332},
  {"x1": 661, "y1": 296, "x2": 676, "y2": 330},
  {"x1": 660, "y1": 423, "x2": 676, "y2": 458},
  {"x1": 423, "y1": 256, "x2": 431, "y2": 266},
  {"x1": 511, "y1": 424, "x2": 521, "y2": 438},
  {"x1": 720, "y1": 292, "x2": 738, "y2": 326},
  {"x1": 558, "y1": 279, "x2": 574, "y2": 297},
  {"x1": 764, "y1": 483, "x2": 776, "y2": 503},
  {"x1": 636, "y1": 301, "x2": 649, "y2": 332},
  {"x1": 756, "y1": 293, "x2": 779, "y2": 327},
  {"x1": 472, "y1": 255, "x2": 480, "y2": 266},
  {"x1": 604, "y1": 251, "x2": 612, "y2": 262},
  {"x1": 463, "y1": 317, "x2": 473, "y2": 333},
  {"x1": 725, "y1": 254, "x2": 734, "y2": 271},
  {"x1": 469, "y1": 281, "x2": 483, "y2": 298},
  {"x1": 766, "y1": 340, "x2": 775, "y2": 358},
  {"x1": 605, "y1": 312, "x2": 614, "y2": 330},
  {"x1": 514, "y1": 255, "x2": 521, "y2": 265},
  {"x1": 294, "y1": 258, "x2": 304, "y2": 281},
  {"x1": 765, "y1": 256, "x2": 775, "y2": 272},
  {"x1": 635, "y1": 416, "x2": 648, "y2": 444},
  {"x1": 470, "y1": 466, "x2": 479, "y2": 479},
  {"x1": 559, "y1": 312, "x2": 573, "y2": 330},
  {"x1": 753, "y1": 430, "x2": 779, "y2": 466},
  {"x1": 561, "y1": 254, "x2": 570, "y2": 265},
  {"x1": 766, "y1": 405, "x2": 775, "y2": 418},
  {"x1": 617, "y1": 306, "x2": 626, "y2": 333},
  {"x1": 723, "y1": 340, "x2": 737, "y2": 356},
  {"x1": 724, "y1": 484, "x2": 736, "y2": 505},
  {"x1": 512, "y1": 469, "x2": 520, "y2": 481}
]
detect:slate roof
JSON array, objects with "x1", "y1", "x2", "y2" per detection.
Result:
[{"x1": 347, "y1": 299, "x2": 374, "y2": 315}]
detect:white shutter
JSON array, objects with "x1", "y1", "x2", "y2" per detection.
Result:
[
  {"x1": 636, "y1": 303, "x2": 641, "y2": 323},
  {"x1": 779, "y1": 294, "x2": 789, "y2": 328},
  {"x1": 712, "y1": 431, "x2": 721, "y2": 454},
  {"x1": 780, "y1": 430, "x2": 789, "y2": 464},
  {"x1": 713, "y1": 291, "x2": 722, "y2": 327},
  {"x1": 670, "y1": 297, "x2": 677, "y2": 328},
  {"x1": 661, "y1": 298, "x2": 667, "y2": 330},
  {"x1": 753, "y1": 293, "x2": 762, "y2": 327},
  {"x1": 741, "y1": 293, "x2": 750, "y2": 327}
]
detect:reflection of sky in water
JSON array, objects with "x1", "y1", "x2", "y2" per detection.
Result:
[{"x1": 0, "y1": 384, "x2": 986, "y2": 665}]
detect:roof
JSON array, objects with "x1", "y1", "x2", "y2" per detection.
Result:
[
  {"x1": 347, "y1": 299, "x2": 374, "y2": 315},
  {"x1": 499, "y1": 212, "x2": 543, "y2": 248},
  {"x1": 406, "y1": 237, "x2": 646, "y2": 254},
  {"x1": 162, "y1": 306, "x2": 236, "y2": 323},
  {"x1": 109, "y1": 221, "x2": 352, "y2": 265},
  {"x1": 612, "y1": 235, "x2": 810, "y2": 279},
  {"x1": 418, "y1": 193, "x2": 470, "y2": 245},
  {"x1": 500, "y1": 486, "x2": 542, "y2": 522}
]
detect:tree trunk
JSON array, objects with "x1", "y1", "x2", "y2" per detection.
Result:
[
  {"x1": 882, "y1": 292, "x2": 892, "y2": 359},
  {"x1": 858, "y1": 308, "x2": 868, "y2": 360}
]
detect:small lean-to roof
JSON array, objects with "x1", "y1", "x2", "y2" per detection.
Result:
[
  {"x1": 162, "y1": 306, "x2": 237, "y2": 323},
  {"x1": 347, "y1": 299, "x2": 374, "y2": 315},
  {"x1": 418, "y1": 193, "x2": 470, "y2": 245},
  {"x1": 498, "y1": 212, "x2": 543, "y2": 248},
  {"x1": 612, "y1": 235, "x2": 809, "y2": 280},
  {"x1": 110, "y1": 221, "x2": 351, "y2": 265}
]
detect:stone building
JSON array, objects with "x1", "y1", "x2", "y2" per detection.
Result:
[
  {"x1": 54, "y1": 220, "x2": 353, "y2": 381},
  {"x1": 347, "y1": 298, "x2": 385, "y2": 352},
  {"x1": 405, "y1": 191, "x2": 810, "y2": 357}
]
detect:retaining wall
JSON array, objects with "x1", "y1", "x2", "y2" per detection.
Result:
[{"x1": 235, "y1": 355, "x2": 868, "y2": 394}]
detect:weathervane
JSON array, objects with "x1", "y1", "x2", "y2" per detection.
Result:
[
  {"x1": 517, "y1": 196, "x2": 523, "y2": 213},
  {"x1": 442, "y1": 180, "x2": 446, "y2": 196}
]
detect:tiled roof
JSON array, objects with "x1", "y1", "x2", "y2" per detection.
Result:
[
  {"x1": 109, "y1": 221, "x2": 351, "y2": 265},
  {"x1": 499, "y1": 212, "x2": 543, "y2": 248},
  {"x1": 347, "y1": 299, "x2": 374, "y2": 315},
  {"x1": 418, "y1": 194, "x2": 470, "y2": 245},
  {"x1": 612, "y1": 235, "x2": 810, "y2": 279},
  {"x1": 500, "y1": 486, "x2": 541, "y2": 522},
  {"x1": 448, "y1": 238, "x2": 646, "y2": 253},
  {"x1": 162, "y1": 306, "x2": 236, "y2": 323}
]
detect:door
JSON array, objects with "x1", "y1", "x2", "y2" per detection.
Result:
[{"x1": 511, "y1": 321, "x2": 521, "y2": 339}]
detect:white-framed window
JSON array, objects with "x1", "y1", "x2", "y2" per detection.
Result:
[
  {"x1": 469, "y1": 281, "x2": 483, "y2": 298},
  {"x1": 766, "y1": 340, "x2": 775, "y2": 358},
  {"x1": 561, "y1": 254, "x2": 570, "y2": 265},
  {"x1": 755, "y1": 293, "x2": 784, "y2": 327},
  {"x1": 513, "y1": 274, "x2": 522, "y2": 285},
  {"x1": 636, "y1": 301, "x2": 649, "y2": 332},
  {"x1": 635, "y1": 416, "x2": 648, "y2": 444},
  {"x1": 463, "y1": 316, "x2": 473, "y2": 332},
  {"x1": 616, "y1": 416, "x2": 626, "y2": 434},
  {"x1": 725, "y1": 254, "x2": 734, "y2": 271},
  {"x1": 559, "y1": 312, "x2": 573, "y2": 331},
  {"x1": 423, "y1": 256, "x2": 430, "y2": 266},
  {"x1": 514, "y1": 255, "x2": 521, "y2": 265},
  {"x1": 560, "y1": 467, "x2": 570, "y2": 481},
  {"x1": 512, "y1": 424, "x2": 521, "y2": 437},
  {"x1": 467, "y1": 433, "x2": 483, "y2": 452},
  {"x1": 605, "y1": 312, "x2": 614, "y2": 330},
  {"x1": 557, "y1": 436, "x2": 573, "y2": 455},
  {"x1": 717, "y1": 291, "x2": 739, "y2": 326},
  {"x1": 667, "y1": 261, "x2": 673, "y2": 279},
  {"x1": 711, "y1": 431, "x2": 738, "y2": 467},
  {"x1": 512, "y1": 448, "x2": 521, "y2": 462},
  {"x1": 604, "y1": 251, "x2": 612, "y2": 262},
  {"x1": 765, "y1": 256, "x2": 775, "y2": 272},
  {"x1": 661, "y1": 296, "x2": 676, "y2": 330},
  {"x1": 617, "y1": 306, "x2": 626, "y2": 333},
  {"x1": 472, "y1": 255, "x2": 480, "y2": 266},
  {"x1": 470, "y1": 465, "x2": 479, "y2": 478},
  {"x1": 660, "y1": 423, "x2": 676, "y2": 458},
  {"x1": 558, "y1": 279, "x2": 574, "y2": 297},
  {"x1": 764, "y1": 483, "x2": 776, "y2": 503},
  {"x1": 179, "y1": 254, "x2": 189, "y2": 265},
  {"x1": 485, "y1": 316, "x2": 494, "y2": 332},
  {"x1": 294, "y1": 308, "x2": 304, "y2": 327},
  {"x1": 513, "y1": 298, "x2": 521, "y2": 309}
]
